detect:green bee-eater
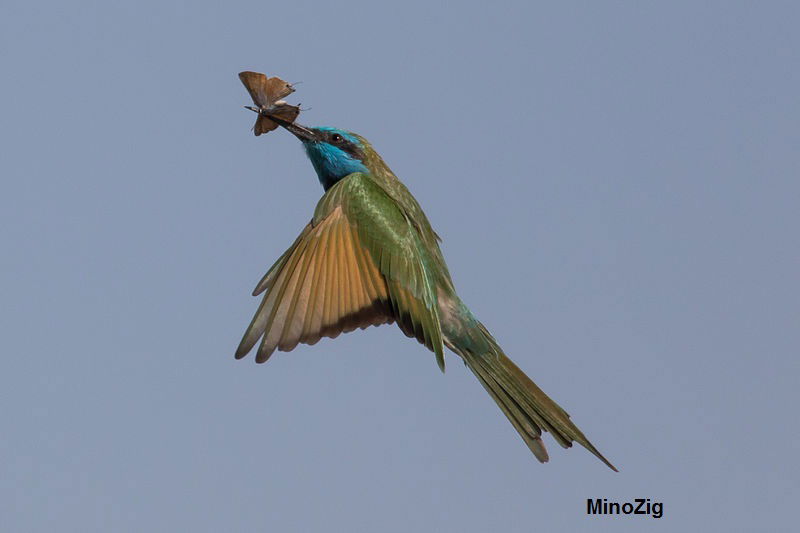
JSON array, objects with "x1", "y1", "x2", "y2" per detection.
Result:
[{"x1": 236, "y1": 119, "x2": 616, "y2": 471}]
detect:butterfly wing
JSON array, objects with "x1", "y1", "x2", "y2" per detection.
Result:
[
  {"x1": 239, "y1": 71, "x2": 298, "y2": 135},
  {"x1": 239, "y1": 71, "x2": 295, "y2": 108},
  {"x1": 253, "y1": 103, "x2": 300, "y2": 135}
]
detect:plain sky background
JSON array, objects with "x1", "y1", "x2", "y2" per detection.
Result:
[{"x1": 2, "y1": 1, "x2": 798, "y2": 531}]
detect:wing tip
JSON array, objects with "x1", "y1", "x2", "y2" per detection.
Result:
[
  {"x1": 436, "y1": 351, "x2": 446, "y2": 373},
  {"x1": 255, "y1": 344, "x2": 276, "y2": 364}
]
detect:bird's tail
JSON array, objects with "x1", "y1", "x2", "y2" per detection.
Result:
[{"x1": 445, "y1": 320, "x2": 617, "y2": 471}]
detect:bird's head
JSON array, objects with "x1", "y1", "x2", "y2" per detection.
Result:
[{"x1": 277, "y1": 121, "x2": 371, "y2": 190}]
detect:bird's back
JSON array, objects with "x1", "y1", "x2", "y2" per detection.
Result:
[{"x1": 354, "y1": 135, "x2": 455, "y2": 295}]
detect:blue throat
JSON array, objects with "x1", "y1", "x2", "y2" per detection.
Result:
[{"x1": 302, "y1": 127, "x2": 368, "y2": 190}]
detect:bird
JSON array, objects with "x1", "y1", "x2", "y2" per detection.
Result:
[{"x1": 235, "y1": 117, "x2": 617, "y2": 471}]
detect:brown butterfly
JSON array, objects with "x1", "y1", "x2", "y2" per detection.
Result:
[{"x1": 238, "y1": 71, "x2": 301, "y2": 136}]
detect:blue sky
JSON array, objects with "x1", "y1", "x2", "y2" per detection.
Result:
[{"x1": 2, "y1": 1, "x2": 798, "y2": 531}]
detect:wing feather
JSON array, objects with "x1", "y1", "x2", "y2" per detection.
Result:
[
  {"x1": 236, "y1": 173, "x2": 446, "y2": 370},
  {"x1": 256, "y1": 235, "x2": 314, "y2": 362},
  {"x1": 324, "y1": 217, "x2": 339, "y2": 333},
  {"x1": 302, "y1": 225, "x2": 329, "y2": 343},
  {"x1": 279, "y1": 234, "x2": 319, "y2": 351}
]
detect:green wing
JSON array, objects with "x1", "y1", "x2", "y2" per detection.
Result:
[{"x1": 236, "y1": 173, "x2": 446, "y2": 369}]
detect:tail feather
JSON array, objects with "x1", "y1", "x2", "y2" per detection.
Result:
[
  {"x1": 449, "y1": 322, "x2": 617, "y2": 471},
  {"x1": 468, "y1": 358, "x2": 550, "y2": 462}
]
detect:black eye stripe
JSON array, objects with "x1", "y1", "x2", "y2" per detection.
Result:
[
  {"x1": 341, "y1": 142, "x2": 361, "y2": 157},
  {"x1": 323, "y1": 131, "x2": 362, "y2": 159},
  {"x1": 336, "y1": 138, "x2": 360, "y2": 157}
]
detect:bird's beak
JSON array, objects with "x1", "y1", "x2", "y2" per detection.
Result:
[
  {"x1": 244, "y1": 106, "x2": 317, "y2": 142},
  {"x1": 278, "y1": 120, "x2": 316, "y2": 142},
  {"x1": 262, "y1": 112, "x2": 315, "y2": 142}
]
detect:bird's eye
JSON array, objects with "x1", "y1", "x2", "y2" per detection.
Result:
[{"x1": 331, "y1": 133, "x2": 343, "y2": 143}]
